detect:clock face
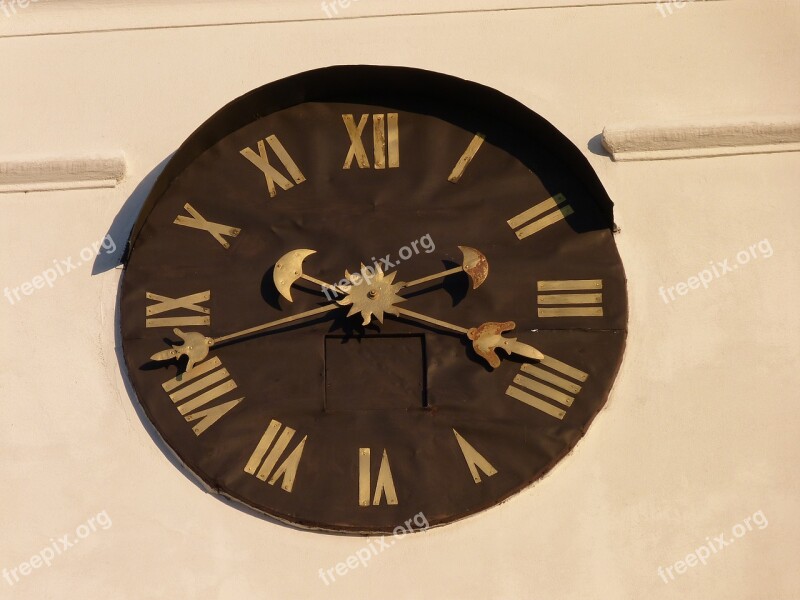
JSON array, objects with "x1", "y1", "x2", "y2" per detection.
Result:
[{"x1": 120, "y1": 66, "x2": 627, "y2": 533}]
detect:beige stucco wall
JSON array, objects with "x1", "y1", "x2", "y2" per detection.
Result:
[{"x1": 1, "y1": 1, "x2": 798, "y2": 598}]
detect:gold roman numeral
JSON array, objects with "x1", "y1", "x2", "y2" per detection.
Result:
[
  {"x1": 358, "y1": 448, "x2": 398, "y2": 506},
  {"x1": 162, "y1": 356, "x2": 243, "y2": 435},
  {"x1": 453, "y1": 430, "x2": 497, "y2": 484},
  {"x1": 240, "y1": 135, "x2": 306, "y2": 198},
  {"x1": 342, "y1": 114, "x2": 399, "y2": 170},
  {"x1": 244, "y1": 419, "x2": 307, "y2": 493},
  {"x1": 505, "y1": 355, "x2": 588, "y2": 420},
  {"x1": 146, "y1": 290, "x2": 210, "y2": 328},
  {"x1": 448, "y1": 133, "x2": 486, "y2": 183},
  {"x1": 173, "y1": 203, "x2": 241, "y2": 249},
  {"x1": 537, "y1": 279, "x2": 604, "y2": 318},
  {"x1": 508, "y1": 193, "x2": 573, "y2": 240}
]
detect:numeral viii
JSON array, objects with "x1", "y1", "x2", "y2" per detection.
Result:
[{"x1": 162, "y1": 356, "x2": 243, "y2": 435}]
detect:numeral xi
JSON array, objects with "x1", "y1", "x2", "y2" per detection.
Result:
[{"x1": 240, "y1": 135, "x2": 306, "y2": 198}]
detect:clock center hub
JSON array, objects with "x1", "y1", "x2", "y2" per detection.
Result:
[{"x1": 337, "y1": 265, "x2": 407, "y2": 326}]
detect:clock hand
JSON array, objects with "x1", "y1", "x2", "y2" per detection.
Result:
[
  {"x1": 393, "y1": 307, "x2": 544, "y2": 368},
  {"x1": 274, "y1": 249, "x2": 348, "y2": 302},
  {"x1": 400, "y1": 246, "x2": 488, "y2": 291},
  {"x1": 150, "y1": 304, "x2": 341, "y2": 369}
]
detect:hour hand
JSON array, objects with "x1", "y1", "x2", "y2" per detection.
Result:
[
  {"x1": 150, "y1": 328, "x2": 214, "y2": 372},
  {"x1": 400, "y1": 246, "x2": 488, "y2": 291},
  {"x1": 467, "y1": 321, "x2": 544, "y2": 368}
]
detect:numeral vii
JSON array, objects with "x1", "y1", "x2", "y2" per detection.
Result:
[
  {"x1": 146, "y1": 290, "x2": 210, "y2": 328},
  {"x1": 162, "y1": 356, "x2": 243, "y2": 436},
  {"x1": 342, "y1": 114, "x2": 399, "y2": 170},
  {"x1": 508, "y1": 193, "x2": 573, "y2": 240},
  {"x1": 240, "y1": 135, "x2": 306, "y2": 198},
  {"x1": 358, "y1": 448, "x2": 398, "y2": 506},
  {"x1": 244, "y1": 420, "x2": 307, "y2": 493},
  {"x1": 505, "y1": 355, "x2": 588, "y2": 420}
]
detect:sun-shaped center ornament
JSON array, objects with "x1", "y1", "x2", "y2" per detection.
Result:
[{"x1": 337, "y1": 265, "x2": 406, "y2": 325}]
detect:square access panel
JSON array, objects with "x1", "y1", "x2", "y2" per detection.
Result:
[{"x1": 324, "y1": 335, "x2": 427, "y2": 411}]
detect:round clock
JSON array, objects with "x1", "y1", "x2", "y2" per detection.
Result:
[{"x1": 120, "y1": 66, "x2": 627, "y2": 534}]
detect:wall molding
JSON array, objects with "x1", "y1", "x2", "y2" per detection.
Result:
[
  {"x1": 602, "y1": 118, "x2": 800, "y2": 161},
  {"x1": 0, "y1": 155, "x2": 126, "y2": 193},
  {"x1": 0, "y1": 0, "x2": 731, "y2": 39}
]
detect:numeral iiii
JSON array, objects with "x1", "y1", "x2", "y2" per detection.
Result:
[{"x1": 505, "y1": 355, "x2": 588, "y2": 420}]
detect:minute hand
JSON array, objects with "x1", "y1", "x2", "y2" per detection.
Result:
[{"x1": 393, "y1": 307, "x2": 544, "y2": 368}]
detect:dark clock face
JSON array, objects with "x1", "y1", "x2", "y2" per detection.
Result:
[{"x1": 120, "y1": 66, "x2": 627, "y2": 533}]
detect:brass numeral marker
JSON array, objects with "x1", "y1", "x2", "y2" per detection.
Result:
[
  {"x1": 162, "y1": 356, "x2": 243, "y2": 435},
  {"x1": 448, "y1": 133, "x2": 486, "y2": 183},
  {"x1": 240, "y1": 135, "x2": 306, "y2": 198},
  {"x1": 537, "y1": 279, "x2": 604, "y2": 318},
  {"x1": 505, "y1": 355, "x2": 588, "y2": 420},
  {"x1": 358, "y1": 448, "x2": 398, "y2": 506},
  {"x1": 508, "y1": 193, "x2": 573, "y2": 240},
  {"x1": 174, "y1": 203, "x2": 241, "y2": 249},
  {"x1": 244, "y1": 420, "x2": 307, "y2": 493},
  {"x1": 146, "y1": 290, "x2": 211, "y2": 328},
  {"x1": 342, "y1": 114, "x2": 399, "y2": 170},
  {"x1": 453, "y1": 430, "x2": 497, "y2": 484}
]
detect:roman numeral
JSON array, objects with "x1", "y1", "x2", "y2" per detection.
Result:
[
  {"x1": 342, "y1": 113, "x2": 400, "y2": 170},
  {"x1": 244, "y1": 419, "x2": 307, "y2": 493},
  {"x1": 453, "y1": 430, "x2": 497, "y2": 484},
  {"x1": 448, "y1": 133, "x2": 486, "y2": 183},
  {"x1": 537, "y1": 279, "x2": 604, "y2": 318},
  {"x1": 173, "y1": 203, "x2": 241, "y2": 249},
  {"x1": 358, "y1": 448, "x2": 398, "y2": 506},
  {"x1": 507, "y1": 193, "x2": 573, "y2": 240},
  {"x1": 146, "y1": 290, "x2": 210, "y2": 328},
  {"x1": 240, "y1": 135, "x2": 306, "y2": 198},
  {"x1": 505, "y1": 355, "x2": 588, "y2": 420},
  {"x1": 162, "y1": 356, "x2": 243, "y2": 436}
]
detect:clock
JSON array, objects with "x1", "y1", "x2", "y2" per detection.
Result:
[{"x1": 120, "y1": 65, "x2": 627, "y2": 534}]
